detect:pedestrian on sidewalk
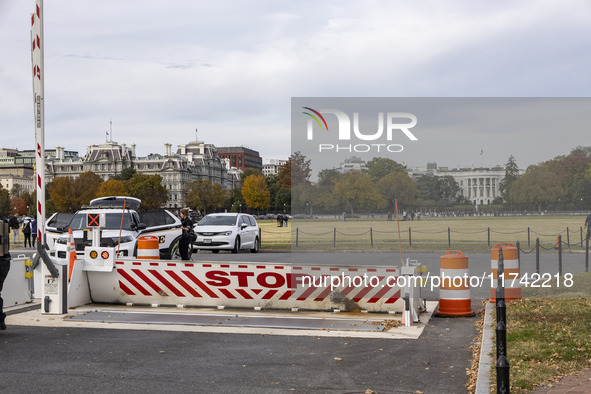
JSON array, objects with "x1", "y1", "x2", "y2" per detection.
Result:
[
  {"x1": 31, "y1": 218, "x2": 37, "y2": 248},
  {"x1": 23, "y1": 217, "x2": 32, "y2": 248},
  {"x1": 8, "y1": 214, "x2": 19, "y2": 244},
  {"x1": 276, "y1": 213, "x2": 283, "y2": 227}
]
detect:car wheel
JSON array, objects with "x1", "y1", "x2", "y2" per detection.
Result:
[
  {"x1": 170, "y1": 239, "x2": 181, "y2": 260},
  {"x1": 250, "y1": 237, "x2": 259, "y2": 253},
  {"x1": 232, "y1": 237, "x2": 240, "y2": 253},
  {"x1": 211, "y1": 249, "x2": 220, "y2": 254},
  {"x1": 171, "y1": 239, "x2": 192, "y2": 260}
]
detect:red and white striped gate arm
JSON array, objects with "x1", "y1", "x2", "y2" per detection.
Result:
[{"x1": 104, "y1": 260, "x2": 404, "y2": 312}]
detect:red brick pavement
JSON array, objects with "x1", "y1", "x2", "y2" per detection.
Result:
[{"x1": 531, "y1": 369, "x2": 591, "y2": 393}]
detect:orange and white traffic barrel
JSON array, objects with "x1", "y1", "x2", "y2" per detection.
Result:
[
  {"x1": 67, "y1": 228, "x2": 76, "y2": 280},
  {"x1": 137, "y1": 236, "x2": 160, "y2": 260},
  {"x1": 490, "y1": 243, "x2": 521, "y2": 302},
  {"x1": 436, "y1": 250, "x2": 474, "y2": 317}
]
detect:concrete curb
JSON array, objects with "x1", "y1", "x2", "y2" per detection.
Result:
[{"x1": 475, "y1": 300, "x2": 494, "y2": 393}]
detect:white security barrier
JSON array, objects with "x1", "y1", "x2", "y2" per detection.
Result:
[
  {"x1": 3, "y1": 256, "x2": 32, "y2": 307},
  {"x1": 83, "y1": 259, "x2": 421, "y2": 313}
]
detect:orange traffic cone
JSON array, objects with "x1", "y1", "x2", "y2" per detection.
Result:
[{"x1": 68, "y1": 228, "x2": 76, "y2": 280}]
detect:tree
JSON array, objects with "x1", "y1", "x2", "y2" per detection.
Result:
[
  {"x1": 10, "y1": 184, "x2": 23, "y2": 198},
  {"x1": 278, "y1": 152, "x2": 311, "y2": 188},
  {"x1": 111, "y1": 167, "x2": 136, "y2": 181},
  {"x1": 125, "y1": 173, "x2": 168, "y2": 210},
  {"x1": 315, "y1": 169, "x2": 343, "y2": 214},
  {"x1": 0, "y1": 185, "x2": 11, "y2": 218},
  {"x1": 547, "y1": 147, "x2": 591, "y2": 209},
  {"x1": 438, "y1": 175, "x2": 461, "y2": 203},
  {"x1": 21, "y1": 191, "x2": 35, "y2": 216},
  {"x1": 416, "y1": 175, "x2": 440, "y2": 202},
  {"x1": 266, "y1": 174, "x2": 290, "y2": 212},
  {"x1": 184, "y1": 180, "x2": 228, "y2": 214},
  {"x1": 48, "y1": 174, "x2": 102, "y2": 213},
  {"x1": 291, "y1": 182, "x2": 318, "y2": 215},
  {"x1": 241, "y1": 174, "x2": 270, "y2": 211},
  {"x1": 78, "y1": 171, "x2": 103, "y2": 203},
  {"x1": 377, "y1": 171, "x2": 418, "y2": 210},
  {"x1": 509, "y1": 165, "x2": 563, "y2": 211},
  {"x1": 365, "y1": 157, "x2": 406, "y2": 182},
  {"x1": 499, "y1": 155, "x2": 520, "y2": 201},
  {"x1": 225, "y1": 187, "x2": 246, "y2": 213},
  {"x1": 10, "y1": 197, "x2": 27, "y2": 215},
  {"x1": 416, "y1": 175, "x2": 460, "y2": 205},
  {"x1": 97, "y1": 179, "x2": 127, "y2": 197},
  {"x1": 273, "y1": 187, "x2": 291, "y2": 212},
  {"x1": 241, "y1": 168, "x2": 263, "y2": 182},
  {"x1": 333, "y1": 170, "x2": 386, "y2": 216}
]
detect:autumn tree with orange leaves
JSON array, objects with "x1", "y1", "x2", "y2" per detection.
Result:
[{"x1": 241, "y1": 174, "x2": 270, "y2": 212}]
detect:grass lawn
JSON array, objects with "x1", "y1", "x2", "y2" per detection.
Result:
[
  {"x1": 259, "y1": 215, "x2": 590, "y2": 251},
  {"x1": 489, "y1": 272, "x2": 591, "y2": 393}
]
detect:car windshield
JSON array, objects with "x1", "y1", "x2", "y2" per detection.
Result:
[
  {"x1": 198, "y1": 215, "x2": 237, "y2": 226},
  {"x1": 67, "y1": 213, "x2": 135, "y2": 231}
]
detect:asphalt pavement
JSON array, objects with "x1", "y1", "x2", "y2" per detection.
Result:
[
  {"x1": 1, "y1": 308, "x2": 479, "y2": 393},
  {"x1": 3, "y1": 248, "x2": 587, "y2": 393}
]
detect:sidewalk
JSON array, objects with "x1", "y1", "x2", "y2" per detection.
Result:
[{"x1": 531, "y1": 369, "x2": 591, "y2": 393}]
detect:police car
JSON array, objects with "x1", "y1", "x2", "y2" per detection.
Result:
[{"x1": 46, "y1": 196, "x2": 184, "y2": 259}]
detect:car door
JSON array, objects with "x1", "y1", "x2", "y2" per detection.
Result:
[
  {"x1": 247, "y1": 215, "x2": 259, "y2": 244},
  {"x1": 237, "y1": 215, "x2": 254, "y2": 248},
  {"x1": 138, "y1": 210, "x2": 182, "y2": 254}
]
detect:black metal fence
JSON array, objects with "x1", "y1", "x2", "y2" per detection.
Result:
[
  {"x1": 286, "y1": 226, "x2": 590, "y2": 250},
  {"x1": 496, "y1": 247, "x2": 510, "y2": 393}
]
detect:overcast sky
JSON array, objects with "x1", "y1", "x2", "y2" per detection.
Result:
[{"x1": 1, "y1": 0, "x2": 590, "y2": 169}]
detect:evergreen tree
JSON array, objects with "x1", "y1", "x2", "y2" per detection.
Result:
[{"x1": 499, "y1": 155, "x2": 520, "y2": 201}]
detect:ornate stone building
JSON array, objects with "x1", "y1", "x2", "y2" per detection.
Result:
[{"x1": 43, "y1": 140, "x2": 239, "y2": 209}]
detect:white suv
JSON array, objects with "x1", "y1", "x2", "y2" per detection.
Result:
[
  {"x1": 193, "y1": 213, "x2": 260, "y2": 253},
  {"x1": 46, "y1": 196, "x2": 184, "y2": 259}
]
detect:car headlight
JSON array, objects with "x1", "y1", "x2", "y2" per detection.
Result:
[
  {"x1": 220, "y1": 231, "x2": 233, "y2": 236},
  {"x1": 118, "y1": 235, "x2": 134, "y2": 244},
  {"x1": 56, "y1": 238, "x2": 68, "y2": 245},
  {"x1": 109, "y1": 235, "x2": 134, "y2": 246}
]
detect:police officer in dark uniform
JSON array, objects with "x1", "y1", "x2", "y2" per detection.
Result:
[
  {"x1": 0, "y1": 220, "x2": 11, "y2": 330},
  {"x1": 0, "y1": 255, "x2": 9, "y2": 330},
  {"x1": 179, "y1": 208, "x2": 194, "y2": 261}
]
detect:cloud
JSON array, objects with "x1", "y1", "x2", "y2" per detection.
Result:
[{"x1": 1, "y1": 0, "x2": 591, "y2": 167}]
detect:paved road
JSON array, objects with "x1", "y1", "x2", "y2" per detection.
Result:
[
  {"x1": 4, "y1": 248, "x2": 486, "y2": 393},
  {"x1": 0, "y1": 311, "x2": 479, "y2": 393},
  {"x1": 5, "y1": 248, "x2": 585, "y2": 392}
]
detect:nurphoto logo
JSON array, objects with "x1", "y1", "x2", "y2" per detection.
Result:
[{"x1": 302, "y1": 107, "x2": 418, "y2": 153}]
